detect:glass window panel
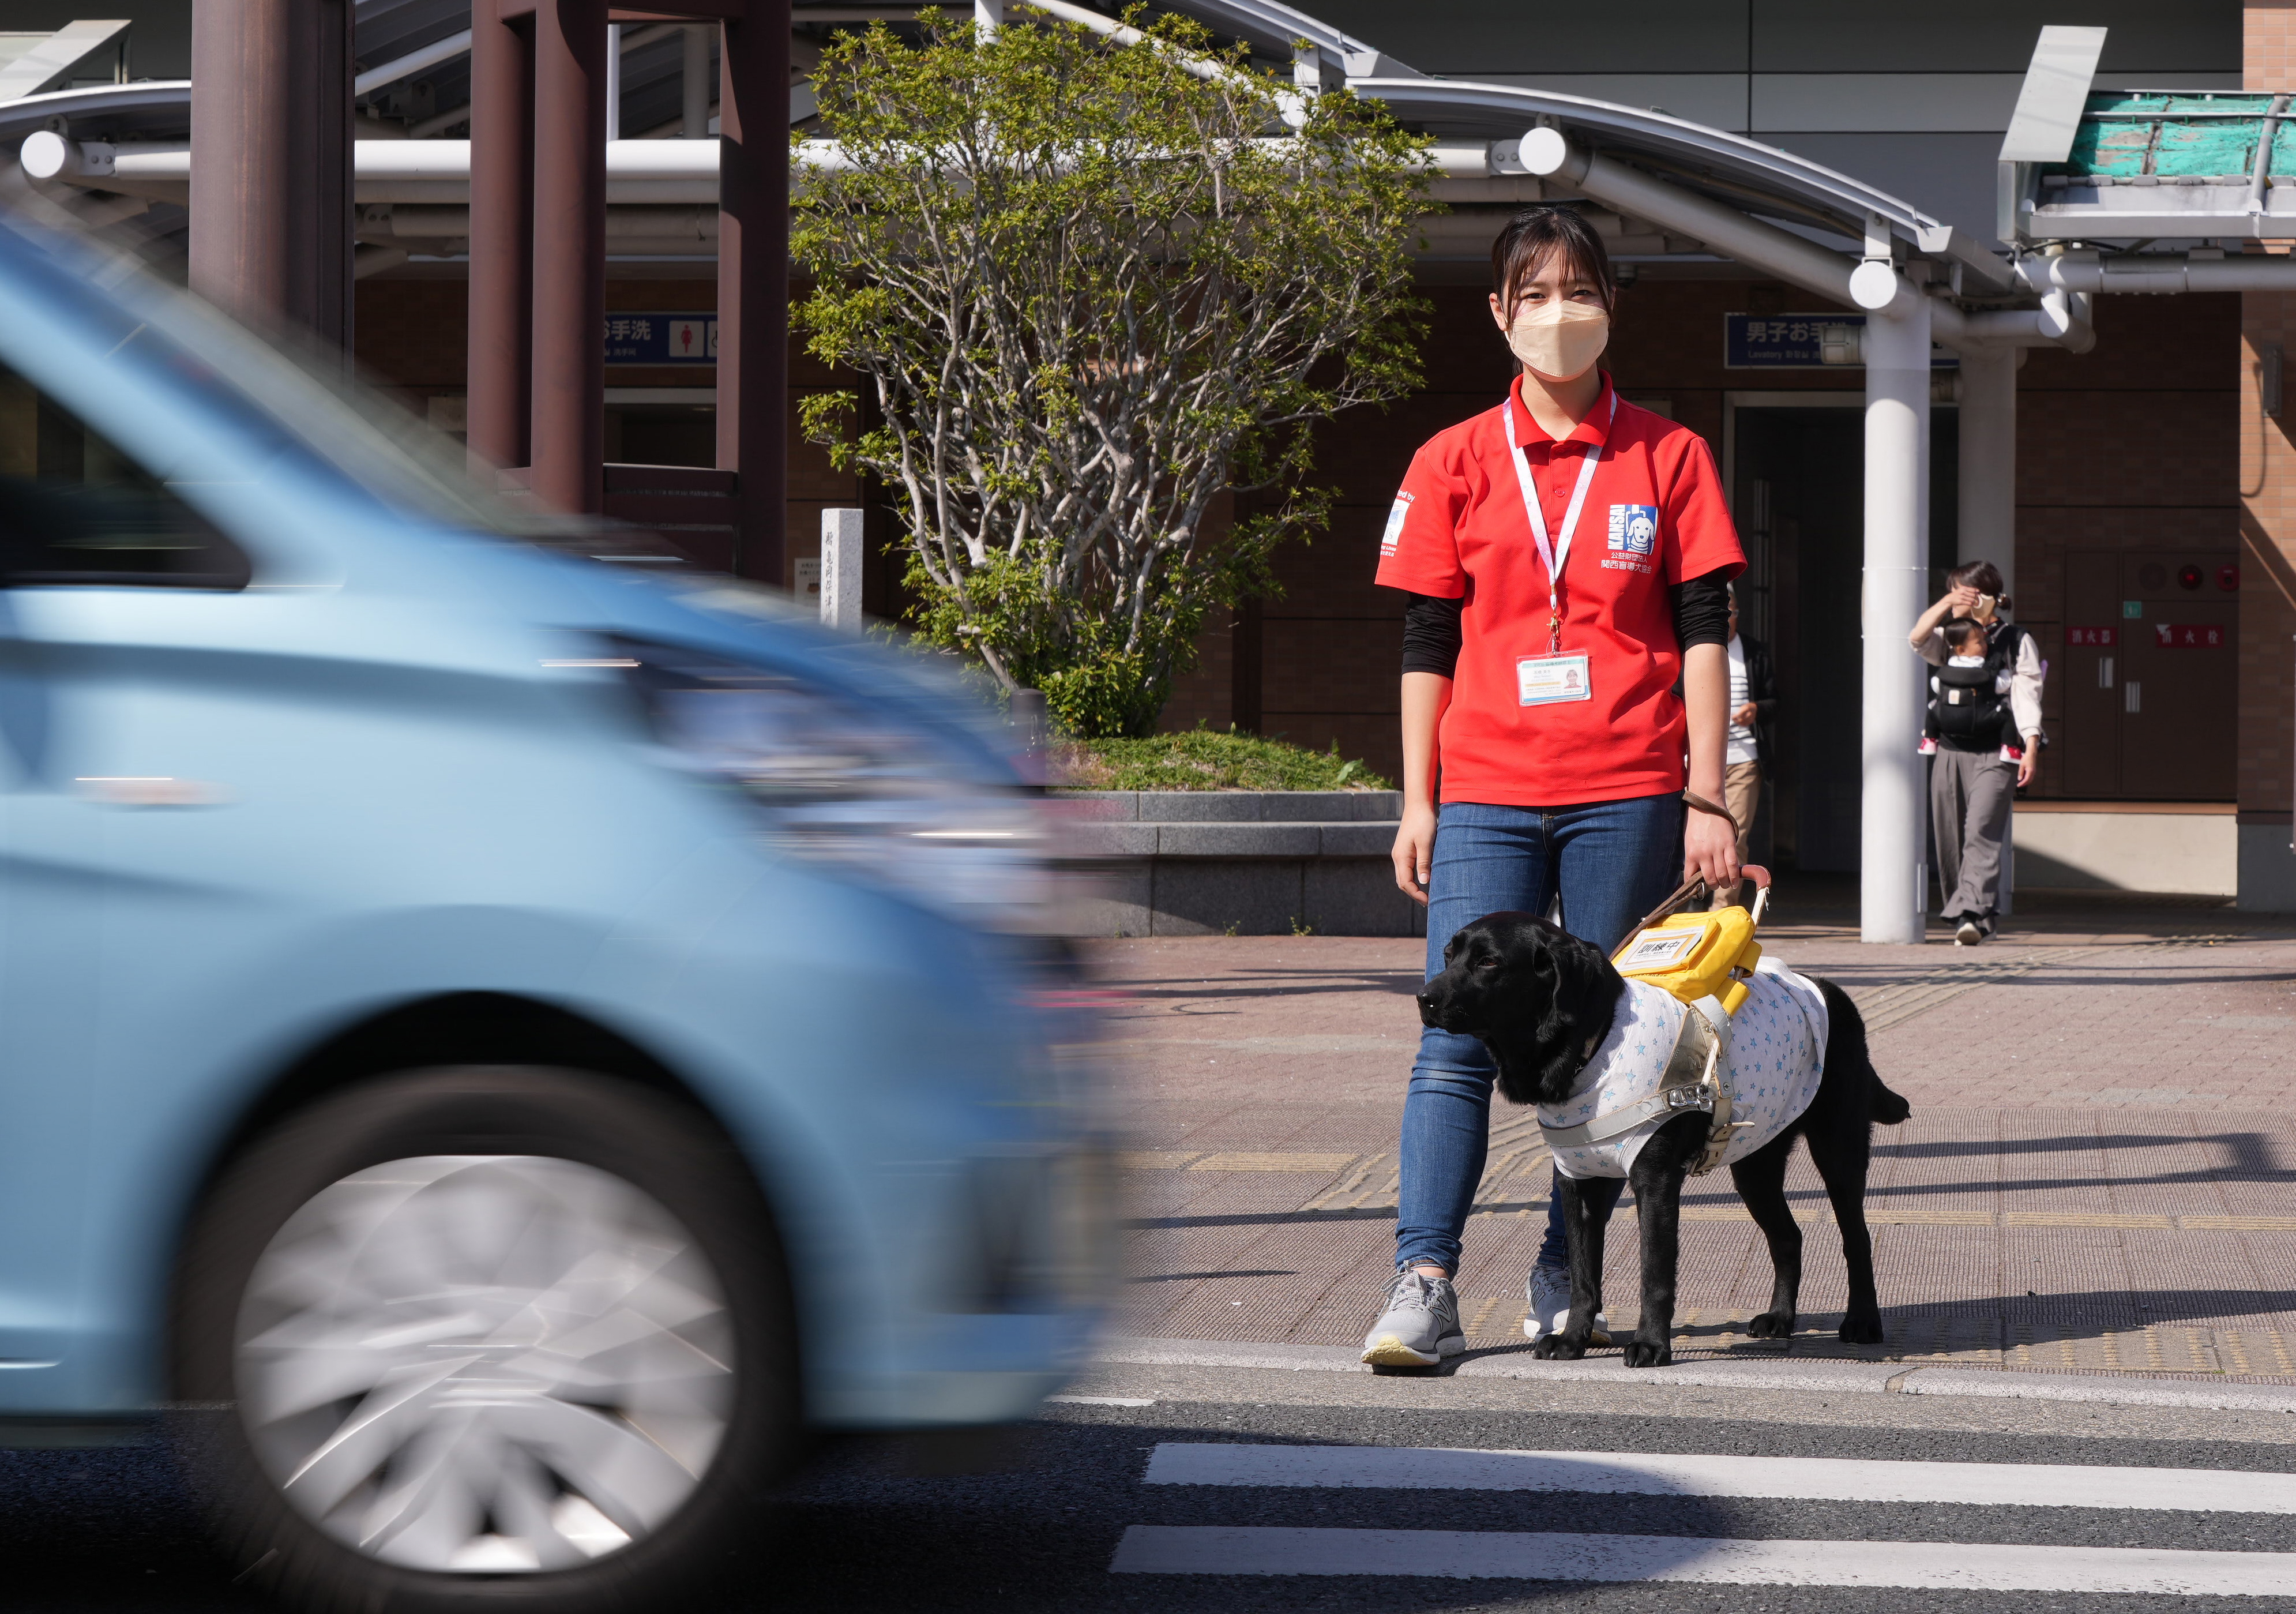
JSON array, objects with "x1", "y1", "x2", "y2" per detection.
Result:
[{"x1": 0, "y1": 365, "x2": 251, "y2": 590}]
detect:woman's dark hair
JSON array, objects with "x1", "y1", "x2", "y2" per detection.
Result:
[
  {"x1": 1947, "y1": 560, "x2": 2010, "y2": 611},
  {"x1": 1490, "y1": 206, "x2": 1619, "y2": 323}
]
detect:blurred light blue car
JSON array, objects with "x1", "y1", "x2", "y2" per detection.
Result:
[{"x1": 0, "y1": 217, "x2": 1112, "y2": 1612}]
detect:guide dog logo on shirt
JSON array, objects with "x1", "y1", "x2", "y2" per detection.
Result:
[
  {"x1": 1380, "y1": 491, "x2": 1415, "y2": 558},
  {"x1": 1608, "y1": 504, "x2": 1659, "y2": 556}
]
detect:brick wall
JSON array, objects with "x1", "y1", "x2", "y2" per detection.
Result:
[
  {"x1": 2252, "y1": 0, "x2": 2296, "y2": 85},
  {"x1": 353, "y1": 279, "x2": 465, "y2": 422}
]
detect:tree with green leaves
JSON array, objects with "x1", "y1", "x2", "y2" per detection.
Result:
[{"x1": 792, "y1": 6, "x2": 1432, "y2": 737}]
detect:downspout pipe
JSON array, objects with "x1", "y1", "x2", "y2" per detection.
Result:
[
  {"x1": 2248, "y1": 93, "x2": 2291, "y2": 220},
  {"x1": 2017, "y1": 252, "x2": 2296, "y2": 295}
]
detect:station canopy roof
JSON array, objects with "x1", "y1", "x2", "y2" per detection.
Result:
[
  {"x1": 2023, "y1": 91, "x2": 2296, "y2": 242},
  {"x1": 1, "y1": 0, "x2": 1991, "y2": 273}
]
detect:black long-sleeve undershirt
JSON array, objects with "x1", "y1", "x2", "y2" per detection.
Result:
[{"x1": 1399, "y1": 570, "x2": 1735, "y2": 678}]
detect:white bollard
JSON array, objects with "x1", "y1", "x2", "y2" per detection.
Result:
[{"x1": 820, "y1": 508, "x2": 864, "y2": 632}]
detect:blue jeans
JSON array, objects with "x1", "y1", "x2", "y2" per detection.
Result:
[{"x1": 1395, "y1": 795, "x2": 1684, "y2": 1277}]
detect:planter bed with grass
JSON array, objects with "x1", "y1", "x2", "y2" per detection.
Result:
[{"x1": 1050, "y1": 731, "x2": 1421, "y2": 939}]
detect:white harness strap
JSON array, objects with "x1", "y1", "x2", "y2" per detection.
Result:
[{"x1": 1538, "y1": 996, "x2": 1729, "y2": 1161}]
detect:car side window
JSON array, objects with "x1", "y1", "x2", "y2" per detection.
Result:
[{"x1": 0, "y1": 363, "x2": 251, "y2": 590}]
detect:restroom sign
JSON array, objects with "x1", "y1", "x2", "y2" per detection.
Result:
[
  {"x1": 2154, "y1": 622, "x2": 2226, "y2": 648},
  {"x1": 604, "y1": 313, "x2": 718, "y2": 365},
  {"x1": 1723, "y1": 313, "x2": 1956, "y2": 369}
]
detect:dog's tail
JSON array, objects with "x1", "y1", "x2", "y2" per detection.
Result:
[
  {"x1": 1817, "y1": 977, "x2": 1912, "y2": 1127},
  {"x1": 1869, "y1": 1082, "x2": 1912, "y2": 1126}
]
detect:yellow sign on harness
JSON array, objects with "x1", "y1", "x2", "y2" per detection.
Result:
[{"x1": 1611, "y1": 870, "x2": 1770, "y2": 1016}]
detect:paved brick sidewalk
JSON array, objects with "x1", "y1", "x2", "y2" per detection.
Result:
[{"x1": 1086, "y1": 897, "x2": 2296, "y2": 1383}]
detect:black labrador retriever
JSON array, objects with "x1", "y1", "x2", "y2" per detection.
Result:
[{"x1": 1417, "y1": 910, "x2": 1911, "y2": 1368}]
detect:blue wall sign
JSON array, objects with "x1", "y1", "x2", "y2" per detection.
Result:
[
  {"x1": 604, "y1": 314, "x2": 717, "y2": 365},
  {"x1": 1723, "y1": 313, "x2": 1956, "y2": 370},
  {"x1": 1726, "y1": 313, "x2": 1854, "y2": 367}
]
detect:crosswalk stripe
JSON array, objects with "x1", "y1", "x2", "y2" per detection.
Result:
[
  {"x1": 1143, "y1": 1443, "x2": 2296, "y2": 1514},
  {"x1": 1109, "y1": 1526, "x2": 2296, "y2": 1593}
]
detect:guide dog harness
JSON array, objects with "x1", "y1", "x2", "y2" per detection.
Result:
[{"x1": 1539, "y1": 874, "x2": 1829, "y2": 1180}]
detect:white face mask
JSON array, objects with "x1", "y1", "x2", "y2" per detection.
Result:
[{"x1": 1507, "y1": 299, "x2": 1610, "y2": 381}]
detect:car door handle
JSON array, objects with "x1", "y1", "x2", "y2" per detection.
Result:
[{"x1": 75, "y1": 776, "x2": 232, "y2": 806}]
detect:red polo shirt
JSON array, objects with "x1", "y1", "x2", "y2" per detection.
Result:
[{"x1": 1374, "y1": 373, "x2": 1743, "y2": 807}]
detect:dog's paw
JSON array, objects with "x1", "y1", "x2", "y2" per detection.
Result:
[
  {"x1": 1531, "y1": 1335, "x2": 1585, "y2": 1360},
  {"x1": 1747, "y1": 1310, "x2": 1795, "y2": 1339},
  {"x1": 1838, "y1": 1312, "x2": 1885, "y2": 1345},
  {"x1": 1622, "y1": 1337, "x2": 1674, "y2": 1369}
]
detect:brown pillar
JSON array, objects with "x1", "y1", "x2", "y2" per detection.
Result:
[
  {"x1": 717, "y1": 2, "x2": 791, "y2": 583},
  {"x1": 467, "y1": 0, "x2": 534, "y2": 477},
  {"x1": 189, "y1": 0, "x2": 352, "y2": 351},
  {"x1": 530, "y1": 0, "x2": 608, "y2": 514}
]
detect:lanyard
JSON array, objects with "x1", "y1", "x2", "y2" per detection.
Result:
[{"x1": 1501, "y1": 389, "x2": 1616, "y2": 654}]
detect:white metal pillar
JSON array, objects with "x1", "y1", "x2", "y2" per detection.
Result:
[
  {"x1": 1861, "y1": 297, "x2": 1932, "y2": 944},
  {"x1": 1957, "y1": 343, "x2": 2019, "y2": 916},
  {"x1": 1957, "y1": 345, "x2": 2017, "y2": 600},
  {"x1": 604, "y1": 24, "x2": 621, "y2": 141}
]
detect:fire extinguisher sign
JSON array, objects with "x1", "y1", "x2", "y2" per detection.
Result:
[{"x1": 603, "y1": 314, "x2": 719, "y2": 365}]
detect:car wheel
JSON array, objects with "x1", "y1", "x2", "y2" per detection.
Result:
[{"x1": 172, "y1": 1066, "x2": 797, "y2": 1614}]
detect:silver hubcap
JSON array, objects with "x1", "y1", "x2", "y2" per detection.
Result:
[{"x1": 235, "y1": 1155, "x2": 736, "y2": 1572}]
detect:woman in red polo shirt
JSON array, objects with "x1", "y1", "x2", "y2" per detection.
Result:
[{"x1": 1361, "y1": 207, "x2": 1745, "y2": 1368}]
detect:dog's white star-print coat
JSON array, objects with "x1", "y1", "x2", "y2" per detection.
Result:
[{"x1": 1542, "y1": 955, "x2": 1829, "y2": 1180}]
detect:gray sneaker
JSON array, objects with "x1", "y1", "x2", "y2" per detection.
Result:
[
  {"x1": 1360, "y1": 1268, "x2": 1464, "y2": 1367},
  {"x1": 1524, "y1": 1264, "x2": 1611, "y2": 1346}
]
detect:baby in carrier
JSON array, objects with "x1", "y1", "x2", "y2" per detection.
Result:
[{"x1": 1919, "y1": 617, "x2": 2026, "y2": 763}]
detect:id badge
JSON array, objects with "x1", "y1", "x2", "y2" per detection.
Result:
[{"x1": 1517, "y1": 652, "x2": 1593, "y2": 707}]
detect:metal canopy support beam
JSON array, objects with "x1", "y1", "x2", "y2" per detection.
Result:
[
  {"x1": 717, "y1": 0, "x2": 791, "y2": 582},
  {"x1": 1862, "y1": 299, "x2": 1932, "y2": 945},
  {"x1": 530, "y1": 0, "x2": 609, "y2": 515},
  {"x1": 189, "y1": 0, "x2": 353, "y2": 352},
  {"x1": 682, "y1": 24, "x2": 712, "y2": 134},
  {"x1": 468, "y1": 0, "x2": 533, "y2": 476}
]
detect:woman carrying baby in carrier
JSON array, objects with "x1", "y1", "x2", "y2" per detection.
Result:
[
  {"x1": 1908, "y1": 561, "x2": 2045, "y2": 947},
  {"x1": 1362, "y1": 206, "x2": 1745, "y2": 1367}
]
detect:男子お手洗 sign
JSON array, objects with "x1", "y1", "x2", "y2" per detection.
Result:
[
  {"x1": 604, "y1": 314, "x2": 717, "y2": 365},
  {"x1": 1722, "y1": 313, "x2": 1958, "y2": 369},
  {"x1": 2153, "y1": 623, "x2": 2226, "y2": 648}
]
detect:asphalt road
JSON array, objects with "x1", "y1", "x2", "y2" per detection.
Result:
[{"x1": 12, "y1": 1367, "x2": 2296, "y2": 1612}]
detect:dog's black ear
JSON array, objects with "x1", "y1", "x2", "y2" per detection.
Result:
[{"x1": 1513, "y1": 928, "x2": 1627, "y2": 1106}]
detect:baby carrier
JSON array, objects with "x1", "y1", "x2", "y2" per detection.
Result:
[
  {"x1": 1925, "y1": 621, "x2": 2031, "y2": 754},
  {"x1": 1539, "y1": 869, "x2": 1829, "y2": 1181}
]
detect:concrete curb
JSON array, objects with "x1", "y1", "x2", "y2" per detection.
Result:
[
  {"x1": 1092, "y1": 1337, "x2": 2296, "y2": 1413},
  {"x1": 1054, "y1": 790, "x2": 1403, "y2": 823}
]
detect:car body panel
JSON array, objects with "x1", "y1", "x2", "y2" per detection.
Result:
[{"x1": 0, "y1": 221, "x2": 1105, "y2": 1432}]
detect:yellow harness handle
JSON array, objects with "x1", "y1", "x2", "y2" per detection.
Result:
[{"x1": 1615, "y1": 865, "x2": 1773, "y2": 958}]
